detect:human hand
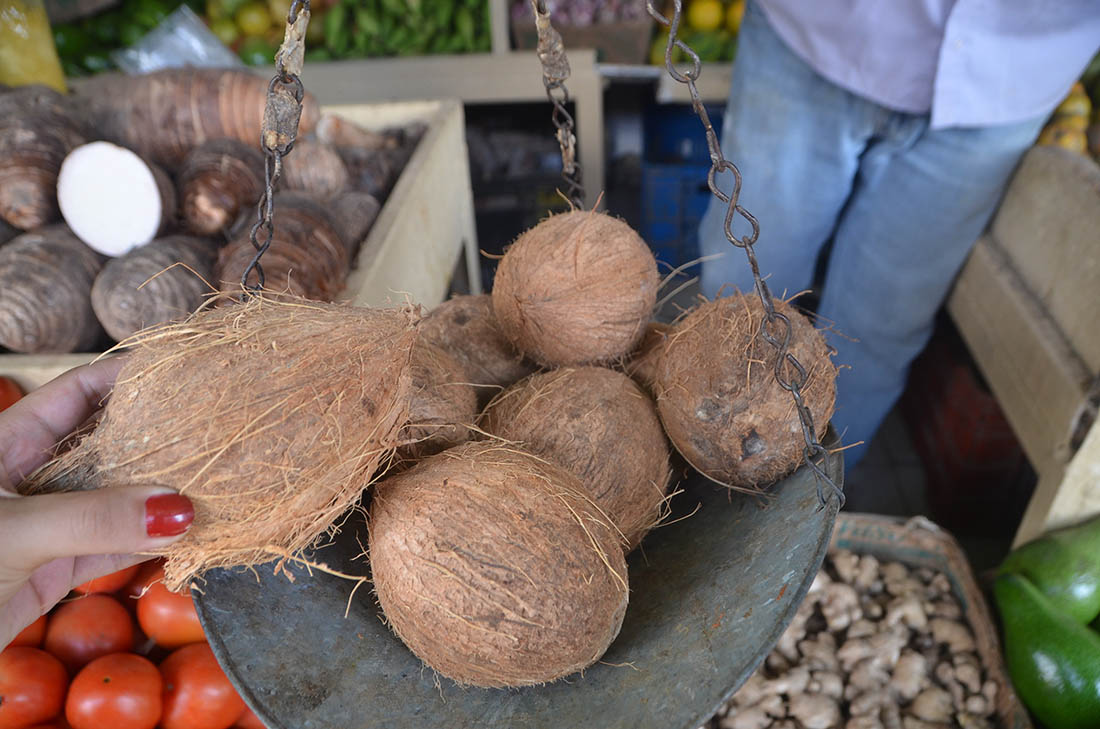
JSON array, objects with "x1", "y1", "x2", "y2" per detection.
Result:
[{"x1": 0, "y1": 357, "x2": 194, "y2": 648}]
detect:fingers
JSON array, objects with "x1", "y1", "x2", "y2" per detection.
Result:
[
  {"x1": 0, "y1": 486, "x2": 193, "y2": 572},
  {"x1": 0, "y1": 356, "x2": 126, "y2": 484}
]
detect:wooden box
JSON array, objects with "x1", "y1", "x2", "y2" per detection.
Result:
[{"x1": 0, "y1": 98, "x2": 478, "y2": 393}]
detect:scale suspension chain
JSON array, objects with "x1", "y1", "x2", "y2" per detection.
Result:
[
  {"x1": 645, "y1": 0, "x2": 843, "y2": 509},
  {"x1": 242, "y1": 0, "x2": 312, "y2": 295},
  {"x1": 530, "y1": 0, "x2": 585, "y2": 209}
]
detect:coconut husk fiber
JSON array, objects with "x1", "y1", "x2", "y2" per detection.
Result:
[
  {"x1": 396, "y1": 340, "x2": 479, "y2": 462},
  {"x1": 369, "y1": 441, "x2": 629, "y2": 688},
  {"x1": 654, "y1": 293, "x2": 836, "y2": 491},
  {"x1": 19, "y1": 295, "x2": 419, "y2": 591},
  {"x1": 491, "y1": 210, "x2": 659, "y2": 367},
  {"x1": 419, "y1": 294, "x2": 535, "y2": 408},
  {"x1": 480, "y1": 367, "x2": 671, "y2": 551},
  {"x1": 620, "y1": 321, "x2": 670, "y2": 395}
]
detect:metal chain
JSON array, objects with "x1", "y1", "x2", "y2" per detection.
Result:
[
  {"x1": 243, "y1": 0, "x2": 311, "y2": 294},
  {"x1": 645, "y1": 0, "x2": 843, "y2": 509},
  {"x1": 530, "y1": 0, "x2": 584, "y2": 209}
]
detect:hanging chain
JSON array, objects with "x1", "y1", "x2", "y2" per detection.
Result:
[
  {"x1": 530, "y1": 0, "x2": 584, "y2": 209},
  {"x1": 645, "y1": 0, "x2": 843, "y2": 509},
  {"x1": 242, "y1": 0, "x2": 311, "y2": 294}
]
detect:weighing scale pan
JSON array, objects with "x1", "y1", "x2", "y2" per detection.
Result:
[{"x1": 195, "y1": 442, "x2": 842, "y2": 729}]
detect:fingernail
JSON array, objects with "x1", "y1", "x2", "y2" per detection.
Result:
[{"x1": 145, "y1": 493, "x2": 194, "y2": 537}]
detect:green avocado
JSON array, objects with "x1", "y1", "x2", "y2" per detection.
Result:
[
  {"x1": 999, "y1": 515, "x2": 1100, "y2": 624},
  {"x1": 994, "y1": 573, "x2": 1100, "y2": 729}
]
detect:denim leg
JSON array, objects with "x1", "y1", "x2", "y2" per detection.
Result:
[
  {"x1": 819, "y1": 116, "x2": 1045, "y2": 468},
  {"x1": 698, "y1": 0, "x2": 877, "y2": 300}
]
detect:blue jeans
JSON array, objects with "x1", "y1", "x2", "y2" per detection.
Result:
[{"x1": 698, "y1": 0, "x2": 1044, "y2": 470}]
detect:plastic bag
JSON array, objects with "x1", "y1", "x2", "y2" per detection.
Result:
[{"x1": 111, "y1": 5, "x2": 243, "y2": 74}]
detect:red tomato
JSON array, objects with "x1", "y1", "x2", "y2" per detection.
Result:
[
  {"x1": 9, "y1": 614, "x2": 47, "y2": 648},
  {"x1": 73, "y1": 564, "x2": 141, "y2": 595},
  {"x1": 66, "y1": 653, "x2": 162, "y2": 729},
  {"x1": 0, "y1": 376, "x2": 22, "y2": 413},
  {"x1": 160, "y1": 643, "x2": 245, "y2": 729},
  {"x1": 234, "y1": 706, "x2": 266, "y2": 729},
  {"x1": 123, "y1": 559, "x2": 167, "y2": 602},
  {"x1": 136, "y1": 565, "x2": 204, "y2": 649},
  {"x1": 0, "y1": 646, "x2": 67, "y2": 729},
  {"x1": 43, "y1": 594, "x2": 134, "y2": 672}
]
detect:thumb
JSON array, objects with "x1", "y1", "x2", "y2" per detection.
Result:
[{"x1": 2, "y1": 487, "x2": 194, "y2": 571}]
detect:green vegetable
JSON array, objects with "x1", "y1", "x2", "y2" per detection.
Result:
[
  {"x1": 323, "y1": 4, "x2": 350, "y2": 54},
  {"x1": 210, "y1": 17, "x2": 240, "y2": 46},
  {"x1": 238, "y1": 35, "x2": 278, "y2": 66},
  {"x1": 53, "y1": 24, "x2": 92, "y2": 61},
  {"x1": 80, "y1": 51, "x2": 113, "y2": 74},
  {"x1": 995, "y1": 573, "x2": 1100, "y2": 729},
  {"x1": 119, "y1": 22, "x2": 146, "y2": 47},
  {"x1": 999, "y1": 514, "x2": 1100, "y2": 624}
]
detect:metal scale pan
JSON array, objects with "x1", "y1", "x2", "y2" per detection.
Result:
[{"x1": 194, "y1": 437, "x2": 842, "y2": 729}]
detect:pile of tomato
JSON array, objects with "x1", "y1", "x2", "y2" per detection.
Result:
[{"x1": 0, "y1": 560, "x2": 265, "y2": 729}]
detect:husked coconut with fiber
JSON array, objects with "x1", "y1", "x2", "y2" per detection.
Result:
[
  {"x1": 481, "y1": 366, "x2": 671, "y2": 551},
  {"x1": 492, "y1": 210, "x2": 659, "y2": 367},
  {"x1": 369, "y1": 441, "x2": 629, "y2": 687},
  {"x1": 654, "y1": 293, "x2": 836, "y2": 490},
  {"x1": 621, "y1": 321, "x2": 670, "y2": 394},
  {"x1": 396, "y1": 340, "x2": 479, "y2": 462}
]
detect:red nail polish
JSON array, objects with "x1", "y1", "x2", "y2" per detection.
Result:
[{"x1": 145, "y1": 493, "x2": 194, "y2": 537}]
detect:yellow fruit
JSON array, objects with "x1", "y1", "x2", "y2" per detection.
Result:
[
  {"x1": 686, "y1": 0, "x2": 723, "y2": 32},
  {"x1": 267, "y1": 0, "x2": 292, "y2": 23},
  {"x1": 726, "y1": 0, "x2": 745, "y2": 35},
  {"x1": 1053, "y1": 113, "x2": 1089, "y2": 132},
  {"x1": 1038, "y1": 123, "x2": 1088, "y2": 155},
  {"x1": 1055, "y1": 92, "x2": 1092, "y2": 119},
  {"x1": 235, "y1": 1, "x2": 271, "y2": 37},
  {"x1": 649, "y1": 31, "x2": 683, "y2": 66}
]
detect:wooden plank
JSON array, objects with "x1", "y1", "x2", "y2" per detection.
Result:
[
  {"x1": 947, "y1": 234, "x2": 1092, "y2": 480},
  {"x1": 488, "y1": 0, "x2": 510, "y2": 55},
  {"x1": 1044, "y1": 417, "x2": 1100, "y2": 532},
  {"x1": 991, "y1": 146, "x2": 1100, "y2": 373},
  {"x1": 0, "y1": 354, "x2": 97, "y2": 394}
]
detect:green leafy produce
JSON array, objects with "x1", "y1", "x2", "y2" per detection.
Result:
[{"x1": 238, "y1": 35, "x2": 278, "y2": 66}]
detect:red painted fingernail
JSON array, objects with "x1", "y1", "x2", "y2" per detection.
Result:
[{"x1": 145, "y1": 493, "x2": 194, "y2": 537}]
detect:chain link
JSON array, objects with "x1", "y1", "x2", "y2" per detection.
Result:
[
  {"x1": 242, "y1": 0, "x2": 311, "y2": 294},
  {"x1": 530, "y1": 0, "x2": 584, "y2": 209},
  {"x1": 646, "y1": 0, "x2": 843, "y2": 509}
]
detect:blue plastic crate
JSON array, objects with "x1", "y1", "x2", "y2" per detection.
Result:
[
  {"x1": 642, "y1": 104, "x2": 724, "y2": 166},
  {"x1": 640, "y1": 161, "x2": 712, "y2": 270}
]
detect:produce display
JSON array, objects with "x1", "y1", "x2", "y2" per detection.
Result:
[
  {"x1": 649, "y1": 0, "x2": 744, "y2": 65},
  {"x1": 994, "y1": 515, "x2": 1100, "y2": 729},
  {"x1": 1037, "y1": 52, "x2": 1100, "y2": 163},
  {"x1": 709, "y1": 550, "x2": 1002, "y2": 729},
  {"x1": 316, "y1": 0, "x2": 492, "y2": 60}
]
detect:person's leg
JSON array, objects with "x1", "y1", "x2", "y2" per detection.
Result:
[
  {"x1": 819, "y1": 115, "x2": 1045, "y2": 468},
  {"x1": 697, "y1": 0, "x2": 877, "y2": 299}
]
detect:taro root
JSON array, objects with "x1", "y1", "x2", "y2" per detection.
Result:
[
  {"x1": 655, "y1": 293, "x2": 836, "y2": 490},
  {"x1": 492, "y1": 210, "x2": 659, "y2": 367},
  {"x1": 621, "y1": 320, "x2": 670, "y2": 394},
  {"x1": 481, "y1": 366, "x2": 671, "y2": 551},
  {"x1": 57, "y1": 141, "x2": 178, "y2": 257},
  {"x1": 20, "y1": 296, "x2": 419, "y2": 591},
  {"x1": 329, "y1": 190, "x2": 381, "y2": 258},
  {"x1": 419, "y1": 294, "x2": 534, "y2": 407},
  {"x1": 0, "y1": 226, "x2": 104, "y2": 353},
  {"x1": 91, "y1": 235, "x2": 218, "y2": 341},
  {"x1": 397, "y1": 341, "x2": 479, "y2": 462},
  {"x1": 369, "y1": 441, "x2": 629, "y2": 687},
  {"x1": 178, "y1": 139, "x2": 265, "y2": 236},
  {"x1": 281, "y1": 138, "x2": 351, "y2": 196}
]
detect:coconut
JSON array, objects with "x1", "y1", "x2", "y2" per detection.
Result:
[
  {"x1": 397, "y1": 340, "x2": 479, "y2": 462},
  {"x1": 369, "y1": 441, "x2": 628, "y2": 688},
  {"x1": 654, "y1": 293, "x2": 836, "y2": 490},
  {"x1": 491, "y1": 210, "x2": 659, "y2": 367},
  {"x1": 621, "y1": 321, "x2": 670, "y2": 394},
  {"x1": 419, "y1": 294, "x2": 535, "y2": 407},
  {"x1": 481, "y1": 367, "x2": 671, "y2": 551},
  {"x1": 20, "y1": 295, "x2": 419, "y2": 591}
]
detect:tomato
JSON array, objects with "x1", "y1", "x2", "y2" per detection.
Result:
[
  {"x1": 66, "y1": 653, "x2": 161, "y2": 729},
  {"x1": 136, "y1": 565, "x2": 204, "y2": 649},
  {"x1": 43, "y1": 594, "x2": 134, "y2": 672},
  {"x1": 123, "y1": 559, "x2": 166, "y2": 602},
  {"x1": 73, "y1": 564, "x2": 141, "y2": 595},
  {"x1": 234, "y1": 706, "x2": 266, "y2": 729},
  {"x1": 9, "y1": 614, "x2": 47, "y2": 648},
  {"x1": 0, "y1": 377, "x2": 22, "y2": 413},
  {"x1": 160, "y1": 643, "x2": 245, "y2": 729},
  {"x1": 0, "y1": 646, "x2": 67, "y2": 728}
]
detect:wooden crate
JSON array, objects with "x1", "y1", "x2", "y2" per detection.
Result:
[{"x1": 0, "y1": 98, "x2": 478, "y2": 393}]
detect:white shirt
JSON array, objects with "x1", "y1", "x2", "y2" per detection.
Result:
[{"x1": 757, "y1": 0, "x2": 1100, "y2": 129}]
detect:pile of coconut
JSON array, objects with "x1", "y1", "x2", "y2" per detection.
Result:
[{"x1": 20, "y1": 207, "x2": 837, "y2": 689}]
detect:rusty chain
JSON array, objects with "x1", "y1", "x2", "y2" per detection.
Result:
[
  {"x1": 645, "y1": 0, "x2": 843, "y2": 509},
  {"x1": 242, "y1": 0, "x2": 311, "y2": 294},
  {"x1": 530, "y1": 0, "x2": 585, "y2": 209}
]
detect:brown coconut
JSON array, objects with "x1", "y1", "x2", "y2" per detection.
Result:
[
  {"x1": 419, "y1": 294, "x2": 535, "y2": 407},
  {"x1": 397, "y1": 340, "x2": 479, "y2": 462},
  {"x1": 369, "y1": 441, "x2": 628, "y2": 687},
  {"x1": 480, "y1": 367, "x2": 671, "y2": 551},
  {"x1": 20, "y1": 295, "x2": 419, "y2": 591},
  {"x1": 621, "y1": 321, "x2": 670, "y2": 394},
  {"x1": 491, "y1": 210, "x2": 659, "y2": 367},
  {"x1": 654, "y1": 293, "x2": 836, "y2": 490}
]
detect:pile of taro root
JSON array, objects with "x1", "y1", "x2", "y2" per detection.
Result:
[{"x1": 704, "y1": 550, "x2": 1001, "y2": 729}]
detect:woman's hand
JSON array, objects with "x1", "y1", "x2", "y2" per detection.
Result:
[{"x1": 0, "y1": 357, "x2": 194, "y2": 648}]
